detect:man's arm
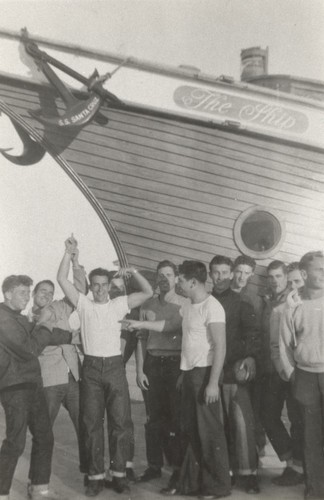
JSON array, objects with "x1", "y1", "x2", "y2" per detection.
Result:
[
  {"x1": 30, "y1": 324, "x2": 72, "y2": 356},
  {"x1": 57, "y1": 246, "x2": 80, "y2": 308},
  {"x1": 135, "y1": 339, "x2": 149, "y2": 391},
  {"x1": 71, "y1": 248, "x2": 88, "y2": 295},
  {"x1": 278, "y1": 306, "x2": 297, "y2": 382},
  {"x1": 204, "y1": 322, "x2": 226, "y2": 404},
  {"x1": 120, "y1": 314, "x2": 182, "y2": 333},
  {"x1": 270, "y1": 307, "x2": 283, "y2": 376},
  {"x1": 239, "y1": 299, "x2": 261, "y2": 380},
  {"x1": 118, "y1": 268, "x2": 153, "y2": 309}
]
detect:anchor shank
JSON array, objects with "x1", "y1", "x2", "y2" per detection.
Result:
[{"x1": 39, "y1": 61, "x2": 76, "y2": 105}]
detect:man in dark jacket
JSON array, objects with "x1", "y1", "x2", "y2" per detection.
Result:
[
  {"x1": 0, "y1": 274, "x2": 73, "y2": 500},
  {"x1": 210, "y1": 255, "x2": 261, "y2": 494}
]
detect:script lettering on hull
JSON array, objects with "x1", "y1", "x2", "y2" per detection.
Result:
[{"x1": 174, "y1": 85, "x2": 309, "y2": 133}]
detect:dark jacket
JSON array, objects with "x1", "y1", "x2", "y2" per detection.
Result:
[
  {"x1": 0, "y1": 303, "x2": 72, "y2": 391},
  {"x1": 212, "y1": 288, "x2": 261, "y2": 383}
]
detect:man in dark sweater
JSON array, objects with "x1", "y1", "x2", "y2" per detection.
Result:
[
  {"x1": 210, "y1": 255, "x2": 261, "y2": 494},
  {"x1": 0, "y1": 274, "x2": 73, "y2": 500}
]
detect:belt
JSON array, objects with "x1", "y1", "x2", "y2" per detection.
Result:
[
  {"x1": 148, "y1": 352, "x2": 180, "y2": 362},
  {"x1": 84, "y1": 354, "x2": 122, "y2": 361}
]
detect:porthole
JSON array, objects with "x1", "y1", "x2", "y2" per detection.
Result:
[{"x1": 234, "y1": 206, "x2": 285, "y2": 259}]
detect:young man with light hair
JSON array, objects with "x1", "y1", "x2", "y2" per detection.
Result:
[
  {"x1": 261, "y1": 260, "x2": 303, "y2": 487},
  {"x1": 0, "y1": 275, "x2": 73, "y2": 500},
  {"x1": 57, "y1": 236, "x2": 153, "y2": 497},
  {"x1": 280, "y1": 251, "x2": 324, "y2": 500}
]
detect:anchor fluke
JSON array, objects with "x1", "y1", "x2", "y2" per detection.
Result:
[{"x1": 0, "y1": 119, "x2": 45, "y2": 165}]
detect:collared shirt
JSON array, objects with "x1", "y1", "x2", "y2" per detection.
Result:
[
  {"x1": 77, "y1": 294, "x2": 129, "y2": 357},
  {"x1": 140, "y1": 290, "x2": 187, "y2": 356},
  {"x1": 180, "y1": 295, "x2": 225, "y2": 371}
]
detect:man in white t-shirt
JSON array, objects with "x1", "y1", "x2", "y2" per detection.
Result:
[
  {"x1": 57, "y1": 237, "x2": 153, "y2": 497},
  {"x1": 177, "y1": 260, "x2": 231, "y2": 499},
  {"x1": 122, "y1": 260, "x2": 231, "y2": 498}
]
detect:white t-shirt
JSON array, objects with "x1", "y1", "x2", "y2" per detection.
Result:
[
  {"x1": 76, "y1": 293, "x2": 129, "y2": 357},
  {"x1": 180, "y1": 295, "x2": 225, "y2": 371}
]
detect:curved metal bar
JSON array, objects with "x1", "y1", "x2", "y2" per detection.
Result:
[{"x1": 0, "y1": 99, "x2": 128, "y2": 268}]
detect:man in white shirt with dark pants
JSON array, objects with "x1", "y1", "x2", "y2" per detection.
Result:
[
  {"x1": 123, "y1": 260, "x2": 231, "y2": 499},
  {"x1": 57, "y1": 236, "x2": 153, "y2": 497}
]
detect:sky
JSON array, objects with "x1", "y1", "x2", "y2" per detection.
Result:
[
  {"x1": 1, "y1": 0, "x2": 324, "y2": 81},
  {"x1": 1, "y1": 0, "x2": 324, "y2": 301}
]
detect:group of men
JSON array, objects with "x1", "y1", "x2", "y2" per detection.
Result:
[{"x1": 0, "y1": 237, "x2": 323, "y2": 500}]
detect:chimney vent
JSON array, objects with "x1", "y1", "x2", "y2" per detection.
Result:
[{"x1": 241, "y1": 47, "x2": 268, "y2": 81}]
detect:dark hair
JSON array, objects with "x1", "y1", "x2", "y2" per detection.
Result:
[
  {"x1": 299, "y1": 251, "x2": 324, "y2": 270},
  {"x1": 88, "y1": 267, "x2": 110, "y2": 285},
  {"x1": 178, "y1": 260, "x2": 207, "y2": 284},
  {"x1": 33, "y1": 280, "x2": 55, "y2": 294},
  {"x1": 233, "y1": 255, "x2": 256, "y2": 271},
  {"x1": 267, "y1": 260, "x2": 287, "y2": 274},
  {"x1": 156, "y1": 260, "x2": 178, "y2": 275},
  {"x1": 2, "y1": 275, "x2": 33, "y2": 294},
  {"x1": 107, "y1": 270, "x2": 119, "y2": 282},
  {"x1": 209, "y1": 255, "x2": 234, "y2": 272},
  {"x1": 287, "y1": 262, "x2": 300, "y2": 273}
]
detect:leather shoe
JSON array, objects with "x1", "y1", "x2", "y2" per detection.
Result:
[
  {"x1": 161, "y1": 486, "x2": 179, "y2": 496},
  {"x1": 105, "y1": 477, "x2": 130, "y2": 494},
  {"x1": 243, "y1": 475, "x2": 260, "y2": 494},
  {"x1": 85, "y1": 479, "x2": 104, "y2": 497},
  {"x1": 272, "y1": 467, "x2": 304, "y2": 486},
  {"x1": 198, "y1": 494, "x2": 231, "y2": 499},
  {"x1": 126, "y1": 467, "x2": 137, "y2": 483},
  {"x1": 137, "y1": 467, "x2": 161, "y2": 482}
]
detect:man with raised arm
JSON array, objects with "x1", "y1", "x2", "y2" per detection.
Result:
[{"x1": 57, "y1": 236, "x2": 153, "y2": 497}]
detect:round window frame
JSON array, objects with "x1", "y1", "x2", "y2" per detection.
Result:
[{"x1": 233, "y1": 206, "x2": 286, "y2": 260}]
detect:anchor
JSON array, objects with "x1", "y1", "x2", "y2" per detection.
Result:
[
  {"x1": 22, "y1": 29, "x2": 125, "y2": 128},
  {"x1": 0, "y1": 117, "x2": 45, "y2": 165}
]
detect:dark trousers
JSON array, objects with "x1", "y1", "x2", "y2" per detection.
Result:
[
  {"x1": 81, "y1": 355, "x2": 133, "y2": 477},
  {"x1": 0, "y1": 384, "x2": 54, "y2": 495},
  {"x1": 221, "y1": 383, "x2": 258, "y2": 475},
  {"x1": 43, "y1": 373, "x2": 87, "y2": 473},
  {"x1": 260, "y1": 370, "x2": 303, "y2": 465},
  {"x1": 294, "y1": 368, "x2": 324, "y2": 497},
  {"x1": 181, "y1": 367, "x2": 231, "y2": 496},
  {"x1": 143, "y1": 352, "x2": 182, "y2": 469}
]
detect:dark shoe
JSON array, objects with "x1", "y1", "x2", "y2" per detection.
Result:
[
  {"x1": 272, "y1": 467, "x2": 304, "y2": 486},
  {"x1": 161, "y1": 486, "x2": 179, "y2": 496},
  {"x1": 85, "y1": 479, "x2": 104, "y2": 497},
  {"x1": 198, "y1": 493, "x2": 231, "y2": 499},
  {"x1": 243, "y1": 475, "x2": 260, "y2": 494},
  {"x1": 105, "y1": 477, "x2": 130, "y2": 494},
  {"x1": 84, "y1": 475, "x2": 89, "y2": 487},
  {"x1": 137, "y1": 467, "x2": 161, "y2": 482},
  {"x1": 126, "y1": 467, "x2": 137, "y2": 483},
  {"x1": 304, "y1": 487, "x2": 324, "y2": 500}
]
